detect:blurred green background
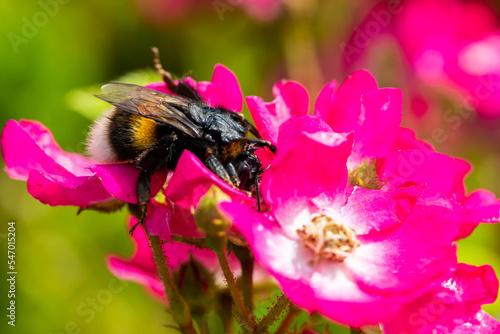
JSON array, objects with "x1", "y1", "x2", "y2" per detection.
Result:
[{"x1": 1, "y1": 0, "x2": 500, "y2": 333}]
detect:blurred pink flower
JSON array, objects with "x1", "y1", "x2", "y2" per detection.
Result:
[
  {"x1": 343, "y1": 0, "x2": 500, "y2": 117},
  {"x1": 382, "y1": 263, "x2": 500, "y2": 334}
]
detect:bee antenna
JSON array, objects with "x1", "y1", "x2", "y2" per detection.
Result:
[{"x1": 151, "y1": 47, "x2": 177, "y2": 93}]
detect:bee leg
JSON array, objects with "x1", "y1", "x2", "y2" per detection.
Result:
[
  {"x1": 205, "y1": 154, "x2": 235, "y2": 187},
  {"x1": 247, "y1": 138, "x2": 276, "y2": 153},
  {"x1": 255, "y1": 174, "x2": 261, "y2": 212},
  {"x1": 151, "y1": 47, "x2": 177, "y2": 93},
  {"x1": 128, "y1": 172, "x2": 151, "y2": 236},
  {"x1": 226, "y1": 161, "x2": 240, "y2": 187},
  {"x1": 253, "y1": 159, "x2": 272, "y2": 212},
  {"x1": 128, "y1": 138, "x2": 177, "y2": 236}
]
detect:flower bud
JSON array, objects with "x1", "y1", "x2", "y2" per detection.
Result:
[{"x1": 193, "y1": 186, "x2": 232, "y2": 253}]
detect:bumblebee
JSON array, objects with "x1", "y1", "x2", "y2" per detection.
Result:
[{"x1": 86, "y1": 48, "x2": 275, "y2": 232}]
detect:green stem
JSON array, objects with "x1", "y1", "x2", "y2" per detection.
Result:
[
  {"x1": 274, "y1": 304, "x2": 301, "y2": 334},
  {"x1": 350, "y1": 328, "x2": 363, "y2": 334},
  {"x1": 147, "y1": 232, "x2": 197, "y2": 334},
  {"x1": 216, "y1": 246, "x2": 256, "y2": 331},
  {"x1": 233, "y1": 245, "x2": 255, "y2": 313},
  {"x1": 255, "y1": 293, "x2": 291, "y2": 332}
]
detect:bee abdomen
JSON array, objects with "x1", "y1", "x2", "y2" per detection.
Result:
[{"x1": 86, "y1": 108, "x2": 161, "y2": 163}]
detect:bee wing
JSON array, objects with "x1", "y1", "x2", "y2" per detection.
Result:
[{"x1": 96, "y1": 83, "x2": 202, "y2": 138}]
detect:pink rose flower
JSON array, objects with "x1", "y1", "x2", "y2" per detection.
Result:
[
  {"x1": 247, "y1": 70, "x2": 500, "y2": 241},
  {"x1": 383, "y1": 263, "x2": 500, "y2": 334},
  {"x1": 221, "y1": 115, "x2": 461, "y2": 326},
  {"x1": 230, "y1": 69, "x2": 500, "y2": 326}
]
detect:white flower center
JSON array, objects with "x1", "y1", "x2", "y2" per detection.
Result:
[{"x1": 297, "y1": 214, "x2": 360, "y2": 263}]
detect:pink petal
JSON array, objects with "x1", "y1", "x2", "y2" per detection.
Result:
[
  {"x1": 186, "y1": 64, "x2": 243, "y2": 112},
  {"x1": 262, "y1": 117, "x2": 352, "y2": 234},
  {"x1": 27, "y1": 170, "x2": 113, "y2": 206},
  {"x1": 146, "y1": 64, "x2": 243, "y2": 112},
  {"x1": 451, "y1": 311, "x2": 500, "y2": 333},
  {"x1": 341, "y1": 184, "x2": 423, "y2": 235},
  {"x1": 452, "y1": 158, "x2": 472, "y2": 200},
  {"x1": 222, "y1": 202, "x2": 455, "y2": 327},
  {"x1": 107, "y1": 218, "x2": 164, "y2": 299},
  {"x1": 392, "y1": 127, "x2": 434, "y2": 152},
  {"x1": 382, "y1": 150, "x2": 500, "y2": 239},
  {"x1": 275, "y1": 115, "x2": 335, "y2": 154},
  {"x1": 2, "y1": 119, "x2": 114, "y2": 206},
  {"x1": 383, "y1": 263, "x2": 500, "y2": 334},
  {"x1": 347, "y1": 205, "x2": 459, "y2": 295},
  {"x1": 254, "y1": 147, "x2": 274, "y2": 170},
  {"x1": 314, "y1": 70, "x2": 378, "y2": 131},
  {"x1": 247, "y1": 80, "x2": 309, "y2": 144},
  {"x1": 350, "y1": 88, "x2": 403, "y2": 161},
  {"x1": 90, "y1": 164, "x2": 167, "y2": 204},
  {"x1": 309, "y1": 265, "x2": 436, "y2": 327},
  {"x1": 314, "y1": 73, "x2": 403, "y2": 161},
  {"x1": 107, "y1": 255, "x2": 165, "y2": 299},
  {"x1": 2, "y1": 119, "x2": 94, "y2": 180},
  {"x1": 463, "y1": 189, "x2": 500, "y2": 223},
  {"x1": 381, "y1": 150, "x2": 458, "y2": 201},
  {"x1": 456, "y1": 189, "x2": 496, "y2": 239},
  {"x1": 145, "y1": 81, "x2": 175, "y2": 95},
  {"x1": 143, "y1": 202, "x2": 173, "y2": 237},
  {"x1": 145, "y1": 200, "x2": 205, "y2": 239},
  {"x1": 220, "y1": 202, "x2": 318, "y2": 311}
]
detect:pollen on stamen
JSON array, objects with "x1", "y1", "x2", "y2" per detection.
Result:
[
  {"x1": 348, "y1": 158, "x2": 385, "y2": 190},
  {"x1": 297, "y1": 214, "x2": 360, "y2": 263}
]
